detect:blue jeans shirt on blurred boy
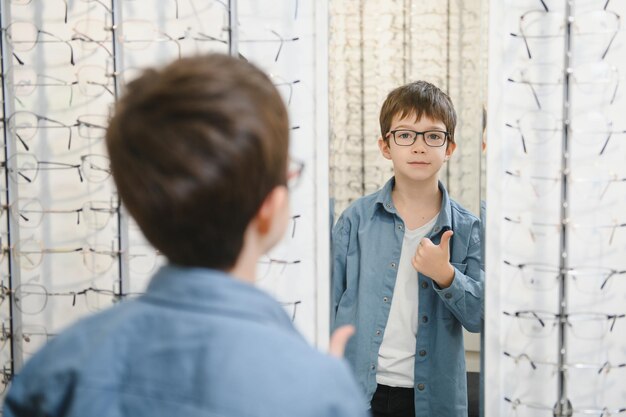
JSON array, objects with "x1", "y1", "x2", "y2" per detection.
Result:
[
  {"x1": 4, "y1": 265, "x2": 369, "y2": 417},
  {"x1": 332, "y1": 178, "x2": 483, "y2": 417}
]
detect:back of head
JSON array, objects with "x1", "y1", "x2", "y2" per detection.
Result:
[
  {"x1": 379, "y1": 80, "x2": 457, "y2": 143},
  {"x1": 106, "y1": 54, "x2": 289, "y2": 270}
]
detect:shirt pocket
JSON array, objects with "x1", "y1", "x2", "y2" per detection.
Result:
[{"x1": 451, "y1": 262, "x2": 467, "y2": 275}]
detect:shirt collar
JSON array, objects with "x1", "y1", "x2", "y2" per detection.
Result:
[
  {"x1": 143, "y1": 264, "x2": 295, "y2": 329},
  {"x1": 375, "y1": 176, "x2": 453, "y2": 234}
]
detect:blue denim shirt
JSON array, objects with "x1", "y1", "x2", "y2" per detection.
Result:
[
  {"x1": 4, "y1": 265, "x2": 369, "y2": 417},
  {"x1": 332, "y1": 178, "x2": 483, "y2": 417}
]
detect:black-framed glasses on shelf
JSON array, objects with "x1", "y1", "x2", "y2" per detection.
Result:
[
  {"x1": 6, "y1": 111, "x2": 76, "y2": 151},
  {"x1": 280, "y1": 300, "x2": 302, "y2": 322},
  {"x1": 510, "y1": 9, "x2": 620, "y2": 60},
  {"x1": 507, "y1": 61, "x2": 619, "y2": 110},
  {"x1": 503, "y1": 260, "x2": 626, "y2": 293},
  {"x1": 503, "y1": 351, "x2": 626, "y2": 375},
  {"x1": 503, "y1": 310, "x2": 625, "y2": 339},
  {"x1": 2, "y1": 21, "x2": 75, "y2": 65},
  {"x1": 386, "y1": 129, "x2": 449, "y2": 147},
  {"x1": 1, "y1": 198, "x2": 118, "y2": 229},
  {"x1": 0, "y1": 153, "x2": 111, "y2": 184}
]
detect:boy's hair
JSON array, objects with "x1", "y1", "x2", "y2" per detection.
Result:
[
  {"x1": 379, "y1": 80, "x2": 457, "y2": 144},
  {"x1": 106, "y1": 54, "x2": 289, "y2": 270}
]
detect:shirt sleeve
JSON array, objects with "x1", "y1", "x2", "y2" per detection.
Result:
[
  {"x1": 331, "y1": 214, "x2": 351, "y2": 330},
  {"x1": 433, "y1": 220, "x2": 484, "y2": 332}
]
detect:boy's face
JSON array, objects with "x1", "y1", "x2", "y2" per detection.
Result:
[{"x1": 378, "y1": 113, "x2": 456, "y2": 183}]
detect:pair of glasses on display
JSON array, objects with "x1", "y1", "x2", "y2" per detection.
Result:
[
  {"x1": 4, "y1": 111, "x2": 108, "y2": 151},
  {"x1": 507, "y1": 61, "x2": 619, "y2": 111},
  {"x1": 2, "y1": 21, "x2": 75, "y2": 66},
  {"x1": 0, "y1": 321, "x2": 56, "y2": 355},
  {"x1": 504, "y1": 169, "x2": 626, "y2": 202},
  {"x1": 0, "y1": 283, "x2": 141, "y2": 314},
  {"x1": 7, "y1": 66, "x2": 116, "y2": 107},
  {"x1": 1, "y1": 153, "x2": 110, "y2": 184},
  {"x1": 1, "y1": 240, "x2": 160, "y2": 275},
  {"x1": 1, "y1": 198, "x2": 117, "y2": 230},
  {"x1": 503, "y1": 260, "x2": 626, "y2": 293},
  {"x1": 193, "y1": 29, "x2": 300, "y2": 62},
  {"x1": 505, "y1": 396, "x2": 626, "y2": 417},
  {"x1": 505, "y1": 110, "x2": 626, "y2": 156},
  {"x1": 510, "y1": 5, "x2": 620, "y2": 61},
  {"x1": 385, "y1": 130, "x2": 450, "y2": 147},
  {"x1": 280, "y1": 300, "x2": 301, "y2": 322},
  {"x1": 504, "y1": 351, "x2": 626, "y2": 376},
  {"x1": 256, "y1": 258, "x2": 301, "y2": 282},
  {"x1": 503, "y1": 310, "x2": 625, "y2": 339}
]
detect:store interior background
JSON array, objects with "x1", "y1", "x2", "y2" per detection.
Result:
[{"x1": 3, "y1": 0, "x2": 625, "y2": 416}]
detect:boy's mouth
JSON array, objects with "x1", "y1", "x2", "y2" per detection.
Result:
[{"x1": 408, "y1": 161, "x2": 429, "y2": 165}]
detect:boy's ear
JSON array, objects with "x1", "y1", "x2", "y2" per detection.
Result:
[
  {"x1": 445, "y1": 141, "x2": 457, "y2": 159},
  {"x1": 254, "y1": 185, "x2": 289, "y2": 243},
  {"x1": 378, "y1": 136, "x2": 392, "y2": 160}
]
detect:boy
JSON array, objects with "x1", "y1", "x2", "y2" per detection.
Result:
[
  {"x1": 332, "y1": 81, "x2": 483, "y2": 417},
  {"x1": 4, "y1": 54, "x2": 368, "y2": 417}
]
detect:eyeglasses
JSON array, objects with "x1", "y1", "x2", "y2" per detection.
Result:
[
  {"x1": 505, "y1": 110, "x2": 625, "y2": 156},
  {"x1": 504, "y1": 169, "x2": 626, "y2": 201},
  {"x1": 3, "y1": 21, "x2": 75, "y2": 65},
  {"x1": 257, "y1": 258, "x2": 301, "y2": 281},
  {"x1": 504, "y1": 351, "x2": 626, "y2": 376},
  {"x1": 386, "y1": 129, "x2": 449, "y2": 147},
  {"x1": 1, "y1": 198, "x2": 118, "y2": 230},
  {"x1": 5, "y1": 68, "x2": 77, "y2": 107},
  {"x1": 507, "y1": 61, "x2": 619, "y2": 110},
  {"x1": 270, "y1": 74, "x2": 301, "y2": 106},
  {"x1": 72, "y1": 19, "x2": 185, "y2": 59},
  {"x1": 280, "y1": 300, "x2": 302, "y2": 322},
  {"x1": 1, "y1": 153, "x2": 111, "y2": 184},
  {"x1": 505, "y1": 397, "x2": 626, "y2": 416},
  {"x1": 194, "y1": 29, "x2": 300, "y2": 62},
  {"x1": 503, "y1": 310, "x2": 625, "y2": 339},
  {"x1": 0, "y1": 283, "x2": 135, "y2": 314},
  {"x1": 0, "y1": 322, "x2": 56, "y2": 355},
  {"x1": 511, "y1": 9, "x2": 620, "y2": 60},
  {"x1": 503, "y1": 260, "x2": 626, "y2": 293}
]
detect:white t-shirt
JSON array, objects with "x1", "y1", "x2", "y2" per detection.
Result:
[{"x1": 376, "y1": 214, "x2": 438, "y2": 387}]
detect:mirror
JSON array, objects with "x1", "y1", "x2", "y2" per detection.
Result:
[{"x1": 328, "y1": 1, "x2": 488, "y2": 416}]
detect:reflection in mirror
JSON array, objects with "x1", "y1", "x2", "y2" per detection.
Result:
[{"x1": 328, "y1": 1, "x2": 488, "y2": 416}]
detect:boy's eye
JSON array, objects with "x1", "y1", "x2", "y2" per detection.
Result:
[
  {"x1": 397, "y1": 132, "x2": 412, "y2": 139},
  {"x1": 427, "y1": 132, "x2": 444, "y2": 141}
]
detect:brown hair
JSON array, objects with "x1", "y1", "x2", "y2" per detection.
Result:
[
  {"x1": 106, "y1": 54, "x2": 289, "y2": 270},
  {"x1": 379, "y1": 80, "x2": 457, "y2": 144}
]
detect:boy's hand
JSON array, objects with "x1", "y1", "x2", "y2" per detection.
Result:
[
  {"x1": 411, "y1": 230, "x2": 455, "y2": 288},
  {"x1": 329, "y1": 325, "x2": 355, "y2": 358}
]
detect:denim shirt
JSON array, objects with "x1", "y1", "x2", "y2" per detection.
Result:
[
  {"x1": 4, "y1": 265, "x2": 369, "y2": 417},
  {"x1": 332, "y1": 178, "x2": 483, "y2": 417}
]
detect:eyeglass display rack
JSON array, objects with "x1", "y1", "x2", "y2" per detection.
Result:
[
  {"x1": 0, "y1": 0, "x2": 329, "y2": 398},
  {"x1": 486, "y1": 0, "x2": 626, "y2": 416}
]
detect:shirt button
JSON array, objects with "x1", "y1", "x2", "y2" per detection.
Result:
[
  {"x1": 390, "y1": 262, "x2": 397, "y2": 268},
  {"x1": 445, "y1": 293, "x2": 452, "y2": 299},
  {"x1": 383, "y1": 297, "x2": 389, "y2": 302},
  {"x1": 398, "y1": 225, "x2": 403, "y2": 231},
  {"x1": 422, "y1": 316, "x2": 428, "y2": 323},
  {"x1": 371, "y1": 364, "x2": 376, "y2": 370},
  {"x1": 421, "y1": 281, "x2": 428, "y2": 289},
  {"x1": 385, "y1": 203, "x2": 391, "y2": 208},
  {"x1": 433, "y1": 227, "x2": 441, "y2": 233},
  {"x1": 417, "y1": 383, "x2": 425, "y2": 391},
  {"x1": 376, "y1": 330, "x2": 381, "y2": 336},
  {"x1": 419, "y1": 350, "x2": 427, "y2": 357}
]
